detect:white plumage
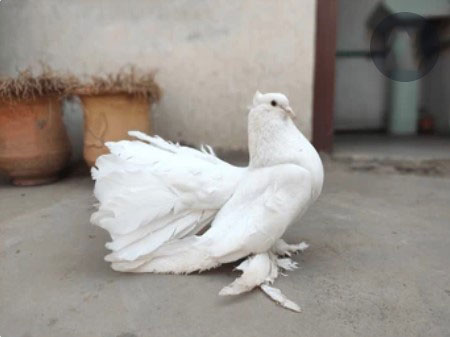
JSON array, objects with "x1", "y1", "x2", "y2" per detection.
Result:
[{"x1": 91, "y1": 91, "x2": 324, "y2": 312}]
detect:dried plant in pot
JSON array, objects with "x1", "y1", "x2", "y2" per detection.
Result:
[
  {"x1": 0, "y1": 69, "x2": 73, "y2": 186},
  {"x1": 73, "y1": 68, "x2": 161, "y2": 167}
]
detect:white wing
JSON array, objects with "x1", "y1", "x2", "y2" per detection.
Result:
[
  {"x1": 125, "y1": 163, "x2": 312, "y2": 274},
  {"x1": 91, "y1": 131, "x2": 245, "y2": 263},
  {"x1": 204, "y1": 163, "x2": 313, "y2": 261}
]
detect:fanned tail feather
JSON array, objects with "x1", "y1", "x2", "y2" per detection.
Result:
[
  {"x1": 90, "y1": 131, "x2": 244, "y2": 272},
  {"x1": 111, "y1": 236, "x2": 220, "y2": 274}
]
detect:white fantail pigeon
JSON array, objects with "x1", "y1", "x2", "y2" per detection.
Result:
[{"x1": 91, "y1": 91, "x2": 324, "y2": 312}]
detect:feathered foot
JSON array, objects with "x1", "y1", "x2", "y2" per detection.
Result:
[
  {"x1": 272, "y1": 239, "x2": 309, "y2": 257},
  {"x1": 260, "y1": 284, "x2": 301, "y2": 313},
  {"x1": 219, "y1": 252, "x2": 302, "y2": 313},
  {"x1": 219, "y1": 253, "x2": 276, "y2": 296}
]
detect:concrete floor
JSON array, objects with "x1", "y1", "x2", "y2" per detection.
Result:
[
  {"x1": 334, "y1": 134, "x2": 450, "y2": 161},
  {"x1": 333, "y1": 135, "x2": 450, "y2": 178},
  {"x1": 1, "y1": 159, "x2": 450, "y2": 337}
]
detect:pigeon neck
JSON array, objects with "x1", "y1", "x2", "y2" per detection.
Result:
[
  {"x1": 248, "y1": 106, "x2": 300, "y2": 167},
  {"x1": 247, "y1": 106, "x2": 324, "y2": 200}
]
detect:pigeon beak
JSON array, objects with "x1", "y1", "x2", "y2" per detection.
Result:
[{"x1": 283, "y1": 106, "x2": 295, "y2": 119}]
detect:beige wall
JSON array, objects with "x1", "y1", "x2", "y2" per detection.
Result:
[{"x1": 0, "y1": 0, "x2": 317, "y2": 157}]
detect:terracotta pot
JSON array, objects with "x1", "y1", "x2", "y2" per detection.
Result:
[
  {"x1": 81, "y1": 94, "x2": 151, "y2": 167},
  {"x1": 0, "y1": 97, "x2": 72, "y2": 186}
]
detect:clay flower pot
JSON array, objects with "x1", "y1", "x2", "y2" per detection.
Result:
[
  {"x1": 73, "y1": 68, "x2": 161, "y2": 167},
  {"x1": 0, "y1": 68, "x2": 75, "y2": 186},
  {"x1": 0, "y1": 97, "x2": 71, "y2": 186},
  {"x1": 81, "y1": 94, "x2": 152, "y2": 167}
]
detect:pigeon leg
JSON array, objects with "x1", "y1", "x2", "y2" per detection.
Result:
[
  {"x1": 272, "y1": 239, "x2": 309, "y2": 257},
  {"x1": 219, "y1": 252, "x2": 302, "y2": 312},
  {"x1": 219, "y1": 253, "x2": 276, "y2": 296}
]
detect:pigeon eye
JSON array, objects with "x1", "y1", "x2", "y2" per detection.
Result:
[{"x1": 271, "y1": 100, "x2": 277, "y2": 107}]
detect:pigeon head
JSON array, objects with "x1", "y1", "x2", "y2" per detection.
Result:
[{"x1": 252, "y1": 91, "x2": 295, "y2": 118}]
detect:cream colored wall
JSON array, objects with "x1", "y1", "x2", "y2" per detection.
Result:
[{"x1": 0, "y1": 0, "x2": 316, "y2": 157}]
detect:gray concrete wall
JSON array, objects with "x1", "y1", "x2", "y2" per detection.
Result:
[
  {"x1": 335, "y1": 0, "x2": 450, "y2": 134},
  {"x1": 334, "y1": 0, "x2": 388, "y2": 131},
  {"x1": 334, "y1": 57, "x2": 387, "y2": 130},
  {"x1": 0, "y1": 0, "x2": 317, "y2": 160},
  {"x1": 336, "y1": 0, "x2": 380, "y2": 52}
]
